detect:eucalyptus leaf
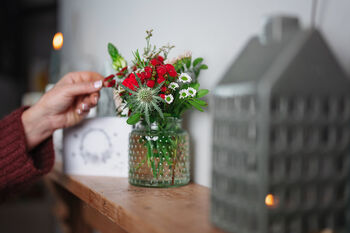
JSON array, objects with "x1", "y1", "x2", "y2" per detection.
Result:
[
  {"x1": 188, "y1": 100, "x2": 204, "y2": 112},
  {"x1": 197, "y1": 89, "x2": 209, "y2": 98},
  {"x1": 192, "y1": 98, "x2": 207, "y2": 106},
  {"x1": 193, "y1": 57, "x2": 203, "y2": 67},
  {"x1": 127, "y1": 113, "x2": 141, "y2": 125},
  {"x1": 200, "y1": 64, "x2": 208, "y2": 70},
  {"x1": 108, "y1": 43, "x2": 119, "y2": 60},
  {"x1": 190, "y1": 83, "x2": 200, "y2": 90}
]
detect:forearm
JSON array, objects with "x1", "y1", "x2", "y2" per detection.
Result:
[
  {"x1": 0, "y1": 107, "x2": 55, "y2": 198},
  {"x1": 22, "y1": 105, "x2": 54, "y2": 151}
]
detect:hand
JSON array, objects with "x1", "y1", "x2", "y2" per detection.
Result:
[{"x1": 22, "y1": 71, "x2": 104, "y2": 150}]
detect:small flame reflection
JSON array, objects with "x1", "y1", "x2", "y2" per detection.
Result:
[
  {"x1": 265, "y1": 194, "x2": 278, "y2": 208},
  {"x1": 53, "y1": 32, "x2": 63, "y2": 50}
]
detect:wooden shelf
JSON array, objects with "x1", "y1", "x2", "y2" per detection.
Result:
[{"x1": 47, "y1": 163, "x2": 226, "y2": 233}]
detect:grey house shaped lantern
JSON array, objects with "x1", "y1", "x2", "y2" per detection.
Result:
[{"x1": 211, "y1": 16, "x2": 350, "y2": 233}]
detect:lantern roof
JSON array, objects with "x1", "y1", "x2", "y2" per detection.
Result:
[{"x1": 216, "y1": 16, "x2": 350, "y2": 96}]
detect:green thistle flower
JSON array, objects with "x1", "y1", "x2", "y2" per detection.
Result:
[{"x1": 121, "y1": 76, "x2": 165, "y2": 126}]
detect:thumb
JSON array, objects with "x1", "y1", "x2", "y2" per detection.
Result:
[{"x1": 64, "y1": 80, "x2": 103, "y2": 96}]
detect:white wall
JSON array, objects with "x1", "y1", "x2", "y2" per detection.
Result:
[{"x1": 59, "y1": 0, "x2": 350, "y2": 187}]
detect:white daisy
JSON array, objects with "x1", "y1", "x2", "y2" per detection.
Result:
[
  {"x1": 179, "y1": 89, "x2": 189, "y2": 99},
  {"x1": 169, "y1": 82, "x2": 179, "y2": 90},
  {"x1": 179, "y1": 73, "x2": 192, "y2": 83},
  {"x1": 145, "y1": 136, "x2": 158, "y2": 141},
  {"x1": 164, "y1": 94, "x2": 174, "y2": 104},
  {"x1": 187, "y1": 87, "x2": 197, "y2": 97}
]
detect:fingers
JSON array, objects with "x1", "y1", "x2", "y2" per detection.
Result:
[
  {"x1": 75, "y1": 93, "x2": 100, "y2": 115},
  {"x1": 54, "y1": 71, "x2": 105, "y2": 100},
  {"x1": 64, "y1": 79, "x2": 103, "y2": 97},
  {"x1": 90, "y1": 92, "x2": 100, "y2": 106},
  {"x1": 60, "y1": 71, "x2": 104, "y2": 85},
  {"x1": 75, "y1": 96, "x2": 86, "y2": 115}
]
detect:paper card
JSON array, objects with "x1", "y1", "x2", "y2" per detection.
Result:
[{"x1": 63, "y1": 117, "x2": 132, "y2": 177}]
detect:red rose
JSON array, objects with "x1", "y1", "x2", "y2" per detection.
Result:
[
  {"x1": 157, "y1": 75, "x2": 166, "y2": 84},
  {"x1": 136, "y1": 72, "x2": 146, "y2": 83},
  {"x1": 161, "y1": 86, "x2": 167, "y2": 92},
  {"x1": 104, "y1": 74, "x2": 115, "y2": 82},
  {"x1": 132, "y1": 66, "x2": 137, "y2": 71},
  {"x1": 157, "y1": 55, "x2": 164, "y2": 63},
  {"x1": 150, "y1": 58, "x2": 160, "y2": 66},
  {"x1": 160, "y1": 94, "x2": 165, "y2": 99},
  {"x1": 122, "y1": 73, "x2": 139, "y2": 91},
  {"x1": 156, "y1": 65, "x2": 167, "y2": 76},
  {"x1": 117, "y1": 66, "x2": 128, "y2": 77},
  {"x1": 144, "y1": 66, "x2": 152, "y2": 79},
  {"x1": 141, "y1": 72, "x2": 148, "y2": 82},
  {"x1": 107, "y1": 79, "x2": 116, "y2": 87},
  {"x1": 146, "y1": 80, "x2": 155, "y2": 88},
  {"x1": 145, "y1": 71, "x2": 152, "y2": 79},
  {"x1": 165, "y1": 64, "x2": 177, "y2": 77},
  {"x1": 144, "y1": 66, "x2": 152, "y2": 73}
]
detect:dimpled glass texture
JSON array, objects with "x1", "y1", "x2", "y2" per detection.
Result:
[{"x1": 128, "y1": 118, "x2": 190, "y2": 187}]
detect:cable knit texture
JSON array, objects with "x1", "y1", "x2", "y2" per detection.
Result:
[{"x1": 0, "y1": 107, "x2": 54, "y2": 200}]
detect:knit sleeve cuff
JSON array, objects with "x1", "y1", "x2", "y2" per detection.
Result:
[{"x1": 0, "y1": 107, "x2": 55, "y2": 190}]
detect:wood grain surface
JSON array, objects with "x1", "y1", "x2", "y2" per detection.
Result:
[{"x1": 47, "y1": 163, "x2": 226, "y2": 233}]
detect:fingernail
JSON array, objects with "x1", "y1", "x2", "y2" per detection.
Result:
[
  {"x1": 94, "y1": 96, "x2": 98, "y2": 104},
  {"x1": 82, "y1": 103, "x2": 88, "y2": 110},
  {"x1": 94, "y1": 80, "x2": 102, "y2": 89},
  {"x1": 77, "y1": 109, "x2": 82, "y2": 115}
]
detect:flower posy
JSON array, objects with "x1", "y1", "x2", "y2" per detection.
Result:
[{"x1": 105, "y1": 29, "x2": 209, "y2": 127}]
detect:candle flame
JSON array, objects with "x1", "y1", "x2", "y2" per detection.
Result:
[
  {"x1": 265, "y1": 194, "x2": 277, "y2": 207},
  {"x1": 53, "y1": 32, "x2": 63, "y2": 50}
]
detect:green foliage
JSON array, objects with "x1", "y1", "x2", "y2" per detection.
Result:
[
  {"x1": 133, "y1": 49, "x2": 146, "y2": 68},
  {"x1": 192, "y1": 98, "x2": 207, "y2": 106},
  {"x1": 141, "y1": 125, "x2": 179, "y2": 178},
  {"x1": 188, "y1": 100, "x2": 204, "y2": 112},
  {"x1": 108, "y1": 43, "x2": 119, "y2": 60},
  {"x1": 108, "y1": 42, "x2": 127, "y2": 71},
  {"x1": 127, "y1": 113, "x2": 141, "y2": 125},
  {"x1": 197, "y1": 89, "x2": 209, "y2": 98},
  {"x1": 193, "y1": 57, "x2": 203, "y2": 67},
  {"x1": 190, "y1": 82, "x2": 200, "y2": 90},
  {"x1": 200, "y1": 64, "x2": 208, "y2": 70},
  {"x1": 173, "y1": 56, "x2": 208, "y2": 82}
]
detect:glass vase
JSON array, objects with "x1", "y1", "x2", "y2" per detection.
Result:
[{"x1": 128, "y1": 118, "x2": 190, "y2": 187}]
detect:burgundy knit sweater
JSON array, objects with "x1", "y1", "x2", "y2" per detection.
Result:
[{"x1": 0, "y1": 107, "x2": 54, "y2": 200}]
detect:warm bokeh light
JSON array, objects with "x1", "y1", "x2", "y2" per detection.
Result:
[
  {"x1": 52, "y1": 32, "x2": 63, "y2": 50},
  {"x1": 265, "y1": 194, "x2": 277, "y2": 207}
]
